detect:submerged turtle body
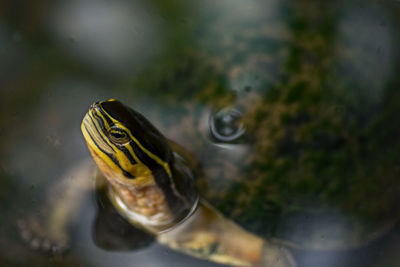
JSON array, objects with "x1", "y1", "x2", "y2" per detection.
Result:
[
  {"x1": 19, "y1": 99, "x2": 296, "y2": 267},
  {"x1": 18, "y1": 94, "x2": 399, "y2": 267},
  {"x1": 81, "y1": 99, "x2": 296, "y2": 267}
]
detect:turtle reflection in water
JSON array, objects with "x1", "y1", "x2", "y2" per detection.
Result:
[{"x1": 18, "y1": 99, "x2": 296, "y2": 267}]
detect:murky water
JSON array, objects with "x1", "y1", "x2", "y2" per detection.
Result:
[{"x1": 1, "y1": 0, "x2": 400, "y2": 266}]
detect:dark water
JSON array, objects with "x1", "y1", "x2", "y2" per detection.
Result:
[{"x1": 1, "y1": 0, "x2": 400, "y2": 266}]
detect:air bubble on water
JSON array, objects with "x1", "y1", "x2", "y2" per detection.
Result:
[{"x1": 209, "y1": 107, "x2": 245, "y2": 143}]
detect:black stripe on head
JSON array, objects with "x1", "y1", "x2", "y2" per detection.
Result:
[
  {"x1": 117, "y1": 145, "x2": 137, "y2": 165},
  {"x1": 126, "y1": 142, "x2": 158, "y2": 170},
  {"x1": 84, "y1": 125, "x2": 134, "y2": 179},
  {"x1": 88, "y1": 114, "x2": 115, "y2": 153},
  {"x1": 98, "y1": 106, "x2": 114, "y2": 126},
  {"x1": 91, "y1": 109, "x2": 137, "y2": 167},
  {"x1": 99, "y1": 100, "x2": 173, "y2": 164},
  {"x1": 92, "y1": 112, "x2": 110, "y2": 131}
]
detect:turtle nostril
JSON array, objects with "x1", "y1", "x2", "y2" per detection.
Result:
[{"x1": 90, "y1": 101, "x2": 100, "y2": 109}]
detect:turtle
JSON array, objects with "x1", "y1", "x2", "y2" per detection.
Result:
[
  {"x1": 18, "y1": 99, "x2": 296, "y2": 267},
  {"x1": 16, "y1": 1, "x2": 400, "y2": 266}
]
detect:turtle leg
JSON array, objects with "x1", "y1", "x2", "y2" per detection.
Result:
[{"x1": 17, "y1": 160, "x2": 99, "y2": 254}]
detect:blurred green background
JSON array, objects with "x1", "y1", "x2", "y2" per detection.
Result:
[{"x1": 1, "y1": 0, "x2": 400, "y2": 266}]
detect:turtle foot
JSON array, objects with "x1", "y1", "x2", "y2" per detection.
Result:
[{"x1": 17, "y1": 216, "x2": 70, "y2": 255}]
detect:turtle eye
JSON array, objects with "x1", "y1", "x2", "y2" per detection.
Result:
[{"x1": 108, "y1": 128, "x2": 130, "y2": 144}]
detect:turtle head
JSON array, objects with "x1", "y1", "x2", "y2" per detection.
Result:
[
  {"x1": 81, "y1": 99, "x2": 197, "y2": 232},
  {"x1": 81, "y1": 99, "x2": 173, "y2": 187}
]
